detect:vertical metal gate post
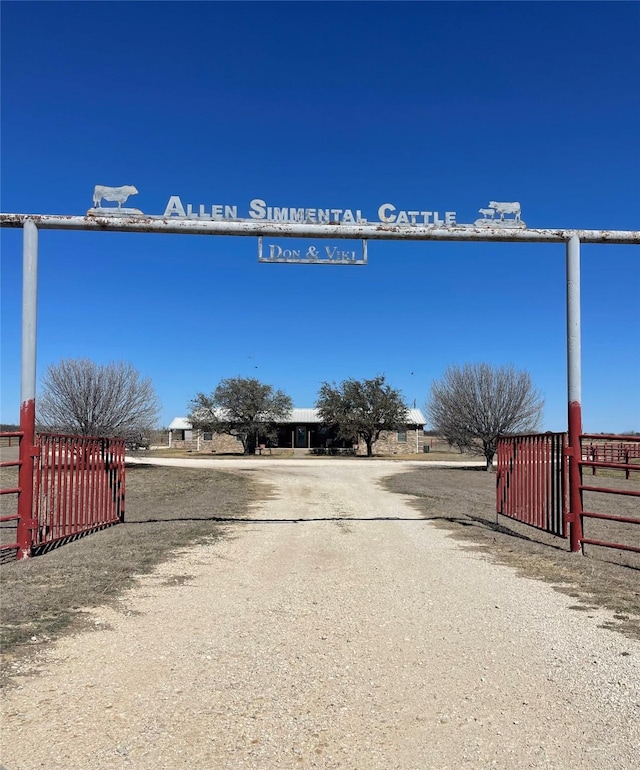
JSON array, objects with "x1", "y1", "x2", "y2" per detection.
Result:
[
  {"x1": 566, "y1": 235, "x2": 584, "y2": 552},
  {"x1": 16, "y1": 219, "x2": 39, "y2": 559}
]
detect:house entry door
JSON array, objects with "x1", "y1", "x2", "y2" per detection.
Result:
[{"x1": 294, "y1": 426, "x2": 308, "y2": 449}]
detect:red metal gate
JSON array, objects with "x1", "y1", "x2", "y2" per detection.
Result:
[
  {"x1": 33, "y1": 434, "x2": 125, "y2": 551},
  {"x1": 576, "y1": 434, "x2": 640, "y2": 555},
  {"x1": 496, "y1": 433, "x2": 567, "y2": 537},
  {"x1": 497, "y1": 432, "x2": 639, "y2": 556},
  {"x1": 0, "y1": 432, "x2": 125, "y2": 559},
  {"x1": 0, "y1": 430, "x2": 26, "y2": 557}
]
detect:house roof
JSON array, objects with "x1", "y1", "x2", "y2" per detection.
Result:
[
  {"x1": 288, "y1": 408, "x2": 426, "y2": 425},
  {"x1": 170, "y1": 408, "x2": 426, "y2": 429},
  {"x1": 406, "y1": 408, "x2": 426, "y2": 425},
  {"x1": 291, "y1": 408, "x2": 320, "y2": 423},
  {"x1": 168, "y1": 417, "x2": 193, "y2": 430}
]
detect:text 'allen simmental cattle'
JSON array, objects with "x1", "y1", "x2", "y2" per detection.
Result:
[
  {"x1": 163, "y1": 195, "x2": 458, "y2": 226},
  {"x1": 161, "y1": 196, "x2": 526, "y2": 228},
  {"x1": 87, "y1": 186, "x2": 527, "y2": 229}
]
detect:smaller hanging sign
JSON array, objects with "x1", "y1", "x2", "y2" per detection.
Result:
[{"x1": 258, "y1": 237, "x2": 368, "y2": 265}]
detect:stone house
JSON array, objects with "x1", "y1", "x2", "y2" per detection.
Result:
[{"x1": 168, "y1": 408, "x2": 426, "y2": 455}]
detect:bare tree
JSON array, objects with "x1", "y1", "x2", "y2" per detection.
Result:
[
  {"x1": 316, "y1": 375, "x2": 408, "y2": 457},
  {"x1": 426, "y1": 363, "x2": 544, "y2": 470},
  {"x1": 38, "y1": 359, "x2": 160, "y2": 441},
  {"x1": 189, "y1": 376, "x2": 293, "y2": 455}
]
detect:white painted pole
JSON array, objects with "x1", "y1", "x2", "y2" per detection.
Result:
[
  {"x1": 566, "y1": 235, "x2": 582, "y2": 407},
  {"x1": 21, "y1": 220, "x2": 38, "y2": 407}
]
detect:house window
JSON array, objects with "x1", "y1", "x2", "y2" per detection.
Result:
[
  {"x1": 397, "y1": 429, "x2": 407, "y2": 443},
  {"x1": 203, "y1": 432, "x2": 213, "y2": 441}
]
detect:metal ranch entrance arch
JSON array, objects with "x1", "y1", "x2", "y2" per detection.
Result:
[{"x1": 1, "y1": 206, "x2": 639, "y2": 558}]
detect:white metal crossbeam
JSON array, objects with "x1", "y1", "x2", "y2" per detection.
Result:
[{"x1": 1, "y1": 213, "x2": 639, "y2": 244}]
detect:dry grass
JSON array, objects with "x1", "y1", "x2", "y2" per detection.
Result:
[
  {"x1": 0, "y1": 463, "x2": 262, "y2": 681},
  {"x1": 383, "y1": 467, "x2": 640, "y2": 640},
  {"x1": 381, "y1": 450, "x2": 479, "y2": 462}
]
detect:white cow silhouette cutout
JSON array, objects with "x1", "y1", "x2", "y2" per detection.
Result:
[{"x1": 93, "y1": 185, "x2": 138, "y2": 209}]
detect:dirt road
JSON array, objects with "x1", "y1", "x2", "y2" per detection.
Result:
[{"x1": 1, "y1": 459, "x2": 639, "y2": 769}]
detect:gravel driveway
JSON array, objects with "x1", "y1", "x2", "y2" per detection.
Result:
[{"x1": 1, "y1": 459, "x2": 639, "y2": 769}]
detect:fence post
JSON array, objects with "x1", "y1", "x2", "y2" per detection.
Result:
[
  {"x1": 16, "y1": 219, "x2": 39, "y2": 559},
  {"x1": 566, "y1": 235, "x2": 583, "y2": 552}
]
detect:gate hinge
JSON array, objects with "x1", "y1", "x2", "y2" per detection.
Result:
[{"x1": 563, "y1": 447, "x2": 574, "y2": 457}]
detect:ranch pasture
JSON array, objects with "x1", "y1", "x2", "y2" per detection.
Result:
[{"x1": 1, "y1": 455, "x2": 638, "y2": 686}]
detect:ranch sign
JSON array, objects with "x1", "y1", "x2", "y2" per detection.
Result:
[
  {"x1": 87, "y1": 186, "x2": 526, "y2": 265},
  {"x1": 88, "y1": 186, "x2": 526, "y2": 229},
  {"x1": 257, "y1": 237, "x2": 368, "y2": 265},
  {"x1": 161, "y1": 196, "x2": 525, "y2": 228}
]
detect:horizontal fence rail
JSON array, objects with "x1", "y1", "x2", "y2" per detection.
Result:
[
  {"x1": 577, "y1": 434, "x2": 640, "y2": 555},
  {"x1": 33, "y1": 434, "x2": 126, "y2": 552},
  {"x1": 582, "y1": 438, "x2": 640, "y2": 479},
  {"x1": 496, "y1": 433, "x2": 567, "y2": 537}
]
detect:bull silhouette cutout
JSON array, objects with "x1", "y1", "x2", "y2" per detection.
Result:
[{"x1": 92, "y1": 185, "x2": 139, "y2": 209}]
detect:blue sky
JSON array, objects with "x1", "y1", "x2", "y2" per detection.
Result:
[{"x1": 1, "y1": 1, "x2": 639, "y2": 432}]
